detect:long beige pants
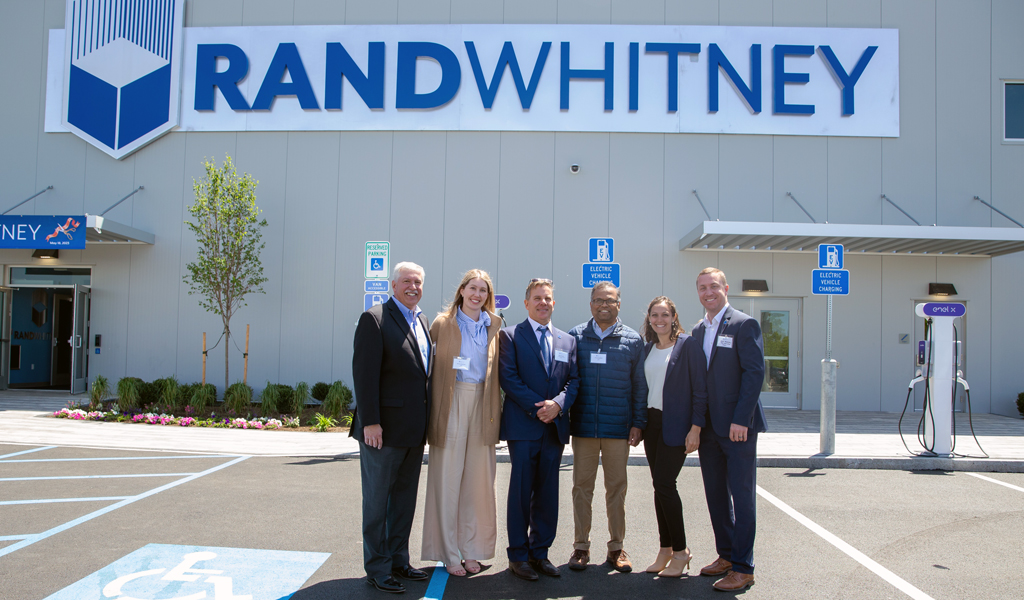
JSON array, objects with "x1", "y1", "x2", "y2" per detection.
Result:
[
  {"x1": 421, "y1": 381, "x2": 497, "y2": 565},
  {"x1": 571, "y1": 436, "x2": 630, "y2": 553}
]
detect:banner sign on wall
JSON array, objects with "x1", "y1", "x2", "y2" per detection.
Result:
[
  {"x1": 45, "y1": 22, "x2": 899, "y2": 158},
  {"x1": 0, "y1": 216, "x2": 87, "y2": 249}
]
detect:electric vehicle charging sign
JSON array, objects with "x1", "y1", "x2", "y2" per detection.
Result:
[
  {"x1": 365, "y1": 280, "x2": 389, "y2": 292},
  {"x1": 44, "y1": 543, "x2": 330, "y2": 600},
  {"x1": 920, "y1": 303, "x2": 966, "y2": 317},
  {"x1": 494, "y1": 294, "x2": 511, "y2": 310},
  {"x1": 589, "y1": 238, "x2": 614, "y2": 262},
  {"x1": 583, "y1": 263, "x2": 620, "y2": 288},
  {"x1": 819, "y1": 244, "x2": 843, "y2": 268},
  {"x1": 365, "y1": 293, "x2": 389, "y2": 311},
  {"x1": 812, "y1": 269, "x2": 849, "y2": 295}
]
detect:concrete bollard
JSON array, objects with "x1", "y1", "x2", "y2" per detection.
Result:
[{"x1": 820, "y1": 359, "x2": 838, "y2": 454}]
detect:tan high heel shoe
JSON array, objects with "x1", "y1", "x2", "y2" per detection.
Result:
[
  {"x1": 646, "y1": 547, "x2": 673, "y2": 573},
  {"x1": 659, "y1": 549, "x2": 693, "y2": 578}
]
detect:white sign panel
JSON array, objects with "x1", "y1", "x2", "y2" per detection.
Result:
[
  {"x1": 46, "y1": 24, "x2": 899, "y2": 145},
  {"x1": 365, "y1": 241, "x2": 389, "y2": 279}
]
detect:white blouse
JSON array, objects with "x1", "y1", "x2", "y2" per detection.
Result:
[{"x1": 644, "y1": 345, "x2": 673, "y2": 411}]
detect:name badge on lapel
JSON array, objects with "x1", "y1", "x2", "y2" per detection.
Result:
[
  {"x1": 453, "y1": 357, "x2": 471, "y2": 371},
  {"x1": 716, "y1": 335, "x2": 734, "y2": 348},
  {"x1": 554, "y1": 350, "x2": 569, "y2": 363},
  {"x1": 591, "y1": 352, "x2": 607, "y2": 364}
]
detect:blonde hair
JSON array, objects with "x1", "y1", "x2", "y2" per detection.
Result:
[
  {"x1": 440, "y1": 269, "x2": 496, "y2": 319},
  {"x1": 641, "y1": 296, "x2": 684, "y2": 343},
  {"x1": 524, "y1": 278, "x2": 554, "y2": 300},
  {"x1": 696, "y1": 267, "x2": 727, "y2": 287}
]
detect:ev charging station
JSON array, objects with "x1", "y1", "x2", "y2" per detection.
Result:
[{"x1": 906, "y1": 302, "x2": 968, "y2": 457}]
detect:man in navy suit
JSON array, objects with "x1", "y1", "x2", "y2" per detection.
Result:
[
  {"x1": 692, "y1": 267, "x2": 766, "y2": 592},
  {"x1": 498, "y1": 278, "x2": 580, "y2": 581}
]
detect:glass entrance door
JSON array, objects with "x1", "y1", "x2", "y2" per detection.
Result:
[
  {"x1": 70, "y1": 284, "x2": 91, "y2": 395},
  {"x1": 729, "y1": 298, "x2": 802, "y2": 409},
  {"x1": 0, "y1": 286, "x2": 11, "y2": 390}
]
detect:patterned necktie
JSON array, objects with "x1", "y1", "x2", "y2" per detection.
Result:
[{"x1": 538, "y1": 326, "x2": 551, "y2": 373}]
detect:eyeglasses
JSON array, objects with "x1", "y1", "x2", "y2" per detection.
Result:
[{"x1": 590, "y1": 298, "x2": 619, "y2": 306}]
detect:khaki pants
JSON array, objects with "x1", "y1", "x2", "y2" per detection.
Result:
[
  {"x1": 421, "y1": 382, "x2": 497, "y2": 565},
  {"x1": 571, "y1": 436, "x2": 630, "y2": 552}
]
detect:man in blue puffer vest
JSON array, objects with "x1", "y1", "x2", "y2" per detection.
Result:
[{"x1": 566, "y1": 282, "x2": 648, "y2": 573}]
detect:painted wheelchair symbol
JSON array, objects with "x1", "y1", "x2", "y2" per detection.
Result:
[
  {"x1": 102, "y1": 551, "x2": 250, "y2": 600},
  {"x1": 370, "y1": 257, "x2": 384, "y2": 271}
]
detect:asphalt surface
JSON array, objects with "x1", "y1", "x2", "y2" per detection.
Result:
[{"x1": 2, "y1": 442, "x2": 1023, "y2": 600}]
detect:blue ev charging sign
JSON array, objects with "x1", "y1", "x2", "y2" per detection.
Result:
[
  {"x1": 44, "y1": 544, "x2": 329, "y2": 600},
  {"x1": 60, "y1": 0, "x2": 185, "y2": 160}
]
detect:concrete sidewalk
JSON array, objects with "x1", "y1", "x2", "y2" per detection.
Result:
[{"x1": 1, "y1": 391, "x2": 1022, "y2": 472}]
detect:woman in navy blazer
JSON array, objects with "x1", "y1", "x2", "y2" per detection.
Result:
[{"x1": 640, "y1": 296, "x2": 708, "y2": 578}]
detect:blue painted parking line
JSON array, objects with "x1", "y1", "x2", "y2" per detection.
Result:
[
  {"x1": 0, "y1": 446, "x2": 56, "y2": 459},
  {"x1": 0, "y1": 472, "x2": 198, "y2": 482},
  {"x1": 0, "y1": 496, "x2": 131, "y2": 506},
  {"x1": 0, "y1": 534, "x2": 37, "y2": 541},
  {"x1": 424, "y1": 561, "x2": 449, "y2": 600},
  {"x1": 0, "y1": 455, "x2": 249, "y2": 558},
  {"x1": 0, "y1": 454, "x2": 240, "y2": 463},
  {"x1": 44, "y1": 543, "x2": 330, "y2": 600}
]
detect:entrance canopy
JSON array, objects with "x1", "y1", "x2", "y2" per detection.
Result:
[
  {"x1": 85, "y1": 214, "x2": 154, "y2": 245},
  {"x1": 679, "y1": 221, "x2": 1024, "y2": 257}
]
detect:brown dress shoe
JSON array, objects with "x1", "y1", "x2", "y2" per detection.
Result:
[
  {"x1": 713, "y1": 571, "x2": 755, "y2": 591},
  {"x1": 700, "y1": 557, "x2": 733, "y2": 577},
  {"x1": 509, "y1": 561, "x2": 539, "y2": 581},
  {"x1": 607, "y1": 549, "x2": 633, "y2": 573},
  {"x1": 568, "y1": 549, "x2": 589, "y2": 571}
]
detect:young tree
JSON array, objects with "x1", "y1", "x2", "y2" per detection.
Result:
[{"x1": 184, "y1": 156, "x2": 268, "y2": 392}]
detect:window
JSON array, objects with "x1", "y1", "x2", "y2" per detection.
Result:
[
  {"x1": 9, "y1": 267, "x2": 91, "y2": 286},
  {"x1": 1006, "y1": 81, "x2": 1024, "y2": 141}
]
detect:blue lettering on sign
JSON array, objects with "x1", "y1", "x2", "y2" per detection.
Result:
[
  {"x1": 811, "y1": 269, "x2": 849, "y2": 295},
  {"x1": 494, "y1": 294, "x2": 511, "y2": 310},
  {"x1": 0, "y1": 216, "x2": 86, "y2": 250},
  {"x1": 922, "y1": 303, "x2": 966, "y2": 317},
  {"x1": 44, "y1": 544, "x2": 329, "y2": 600},
  {"x1": 190, "y1": 41, "x2": 879, "y2": 117},
  {"x1": 583, "y1": 263, "x2": 620, "y2": 289},
  {"x1": 365, "y1": 280, "x2": 389, "y2": 292}
]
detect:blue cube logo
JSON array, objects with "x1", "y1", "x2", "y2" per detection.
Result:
[{"x1": 61, "y1": 0, "x2": 184, "y2": 160}]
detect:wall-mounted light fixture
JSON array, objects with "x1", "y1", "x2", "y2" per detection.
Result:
[
  {"x1": 928, "y1": 283, "x2": 957, "y2": 296},
  {"x1": 742, "y1": 279, "x2": 769, "y2": 292},
  {"x1": 31, "y1": 249, "x2": 58, "y2": 259}
]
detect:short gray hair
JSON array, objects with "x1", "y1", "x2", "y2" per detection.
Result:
[
  {"x1": 391, "y1": 261, "x2": 425, "y2": 283},
  {"x1": 590, "y1": 281, "x2": 620, "y2": 301}
]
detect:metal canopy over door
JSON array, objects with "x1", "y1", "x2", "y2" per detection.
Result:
[
  {"x1": 70, "y1": 284, "x2": 91, "y2": 394},
  {"x1": 0, "y1": 286, "x2": 12, "y2": 390},
  {"x1": 729, "y1": 298, "x2": 802, "y2": 409}
]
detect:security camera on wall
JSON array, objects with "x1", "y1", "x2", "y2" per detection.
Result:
[{"x1": 570, "y1": 164, "x2": 580, "y2": 174}]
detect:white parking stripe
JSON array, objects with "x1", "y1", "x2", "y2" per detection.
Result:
[
  {"x1": 0, "y1": 446, "x2": 56, "y2": 459},
  {"x1": 0, "y1": 534, "x2": 36, "y2": 541},
  {"x1": 1, "y1": 454, "x2": 238, "y2": 463},
  {"x1": 964, "y1": 472, "x2": 1024, "y2": 493},
  {"x1": 0, "y1": 473, "x2": 197, "y2": 482},
  {"x1": 0, "y1": 496, "x2": 131, "y2": 506},
  {"x1": 757, "y1": 485, "x2": 936, "y2": 600}
]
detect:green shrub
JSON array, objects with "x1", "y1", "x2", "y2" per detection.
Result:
[
  {"x1": 323, "y1": 380, "x2": 353, "y2": 418},
  {"x1": 90, "y1": 375, "x2": 111, "y2": 409},
  {"x1": 311, "y1": 412, "x2": 337, "y2": 432},
  {"x1": 259, "y1": 382, "x2": 280, "y2": 416},
  {"x1": 179, "y1": 383, "x2": 198, "y2": 407},
  {"x1": 156, "y1": 376, "x2": 183, "y2": 409},
  {"x1": 311, "y1": 382, "x2": 330, "y2": 402},
  {"x1": 139, "y1": 380, "x2": 161, "y2": 406},
  {"x1": 190, "y1": 383, "x2": 217, "y2": 414},
  {"x1": 1017, "y1": 392, "x2": 1024, "y2": 418},
  {"x1": 225, "y1": 382, "x2": 254, "y2": 414},
  {"x1": 292, "y1": 381, "x2": 310, "y2": 416},
  {"x1": 116, "y1": 377, "x2": 143, "y2": 412}
]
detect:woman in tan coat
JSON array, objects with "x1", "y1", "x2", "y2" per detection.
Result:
[{"x1": 421, "y1": 269, "x2": 503, "y2": 576}]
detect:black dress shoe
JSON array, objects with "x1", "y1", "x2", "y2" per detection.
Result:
[
  {"x1": 508, "y1": 561, "x2": 539, "y2": 581},
  {"x1": 367, "y1": 575, "x2": 406, "y2": 593},
  {"x1": 528, "y1": 558, "x2": 561, "y2": 577},
  {"x1": 391, "y1": 564, "x2": 429, "y2": 581}
]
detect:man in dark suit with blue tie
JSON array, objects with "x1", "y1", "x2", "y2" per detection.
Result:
[
  {"x1": 351, "y1": 262, "x2": 432, "y2": 594},
  {"x1": 692, "y1": 267, "x2": 766, "y2": 592},
  {"x1": 498, "y1": 278, "x2": 580, "y2": 581}
]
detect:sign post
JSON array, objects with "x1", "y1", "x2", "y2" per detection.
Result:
[{"x1": 812, "y1": 244, "x2": 850, "y2": 454}]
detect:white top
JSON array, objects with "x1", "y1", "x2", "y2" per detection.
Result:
[
  {"x1": 702, "y1": 302, "x2": 729, "y2": 367},
  {"x1": 644, "y1": 345, "x2": 674, "y2": 411}
]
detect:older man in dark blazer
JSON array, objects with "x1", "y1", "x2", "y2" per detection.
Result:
[
  {"x1": 692, "y1": 267, "x2": 767, "y2": 592},
  {"x1": 498, "y1": 278, "x2": 579, "y2": 582},
  {"x1": 352, "y1": 262, "x2": 432, "y2": 594}
]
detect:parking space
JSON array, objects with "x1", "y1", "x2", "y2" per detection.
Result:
[{"x1": 3, "y1": 445, "x2": 1023, "y2": 599}]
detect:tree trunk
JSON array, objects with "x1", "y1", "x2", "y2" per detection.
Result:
[{"x1": 224, "y1": 327, "x2": 230, "y2": 395}]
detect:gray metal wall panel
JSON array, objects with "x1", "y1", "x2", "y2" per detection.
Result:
[
  {"x1": 553, "y1": 132, "x2": 611, "y2": 332},
  {"x1": 32, "y1": 131, "x2": 86, "y2": 218},
  {"x1": 609, "y1": 134, "x2": 664, "y2": 321},
  {"x1": 390, "y1": 132, "x2": 448, "y2": 316},
  {"x1": 558, "y1": 0, "x2": 612, "y2": 24},
  {"x1": 665, "y1": 0, "x2": 719, "y2": 25},
  {"x1": 935, "y1": 0, "x2": 991, "y2": 227},
  {"x1": 189, "y1": 0, "x2": 244, "y2": 26},
  {"x1": 827, "y1": 0, "x2": 881, "y2": 27},
  {"x1": 769, "y1": 252, "x2": 815, "y2": 408},
  {"x1": 881, "y1": 0, "x2": 937, "y2": 227},
  {"x1": 82, "y1": 147, "x2": 136, "y2": 222},
  {"x1": 440, "y1": 132, "x2": 501, "y2": 306},
  {"x1": 278, "y1": 132, "x2": 341, "y2": 385},
  {"x1": 228, "y1": 132, "x2": 289, "y2": 389},
  {"x1": 450, "y1": 0, "x2": 503, "y2": 24},
  {"x1": 938, "y1": 257, "x2": 991, "y2": 413},
  {"x1": 878, "y1": 255, "x2": 935, "y2": 412},
  {"x1": 504, "y1": 0, "x2": 557, "y2": 24},
  {"x1": 243, "y1": 0, "x2": 294, "y2": 25},
  {"x1": 81, "y1": 245, "x2": 133, "y2": 382},
  {"x1": 0, "y1": 1, "x2": 44, "y2": 209},
  {"x1": 398, "y1": 0, "x2": 450, "y2": 24},
  {"x1": 347, "y1": 0, "x2": 398, "y2": 24},
  {"x1": 720, "y1": 135, "x2": 773, "y2": 222},
  {"x1": 990, "y1": 0, "x2": 1024, "y2": 225},
  {"x1": 294, "y1": 0, "x2": 347, "y2": 25},
  {"x1": 830, "y1": 254, "x2": 881, "y2": 410},
  {"x1": 122, "y1": 133, "x2": 186, "y2": 381},
  {"x1": 611, "y1": 0, "x2": 664, "y2": 25},
  {"x1": 773, "y1": 136, "x2": 828, "y2": 224},
  {"x1": 827, "y1": 137, "x2": 881, "y2": 224},
  {"x1": 333, "y1": 132, "x2": 394, "y2": 391},
  {"x1": 719, "y1": 0, "x2": 772, "y2": 26},
  {"x1": 773, "y1": 0, "x2": 826, "y2": 27},
  {"x1": 496, "y1": 132, "x2": 555, "y2": 326},
  {"x1": 991, "y1": 253, "x2": 1024, "y2": 417}
]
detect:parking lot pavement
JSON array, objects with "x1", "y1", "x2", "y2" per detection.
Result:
[{"x1": 3, "y1": 444, "x2": 1024, "y2": 600}]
